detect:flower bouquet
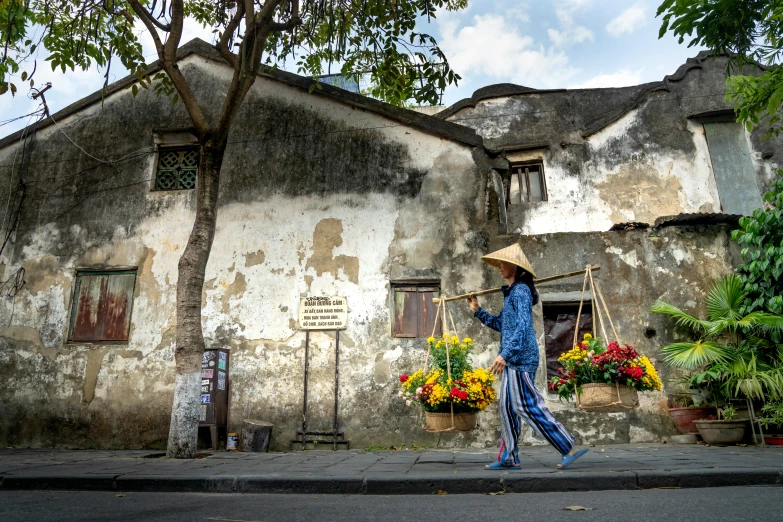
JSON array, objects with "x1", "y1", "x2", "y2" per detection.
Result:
[
  {"x1": 549, "y1": 334, "x2": 662, "y2": 413},
  {"x1": 398, "y1": 335, "x2": 497, "y2": 431}
]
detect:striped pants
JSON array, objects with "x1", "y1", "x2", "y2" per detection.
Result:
[{"x1": 498, "y1": 367, "x2": 575, "y2": 465}]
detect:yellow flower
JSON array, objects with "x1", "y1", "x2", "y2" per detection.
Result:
[
  {"x1": 463, "y1": 338, "x2": 472, "y2": 344},
  {"x1": 427, "y1": 336, "x2": 435, "y2": 344},
  {"x1": 451, "y1": 336, "x2": 459, "y2": 344},
  {"x1": 583, "y1": 333, "x2": 592, "y2": 341},
  {"x1": 639, "y1": 355, "x2": 663, "y2": 392}
]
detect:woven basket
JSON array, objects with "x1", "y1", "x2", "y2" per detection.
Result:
[
  {"x1": 576, "y1": 383, "x2": 638, "y2": 413},
  {"x1": 424, "y1": 412, "x2": 477, "y2": 432}
]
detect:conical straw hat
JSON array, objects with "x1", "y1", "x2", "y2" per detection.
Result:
[{"x1": 481, "y1": 243, "x2": 536, "y2": 278}]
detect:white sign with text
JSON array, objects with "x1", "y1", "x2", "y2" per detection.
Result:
[{"x1": 298, "y1": 296, "x2": 348, "y2": 330}]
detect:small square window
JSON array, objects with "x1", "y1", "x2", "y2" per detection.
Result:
[
  {"x1": 154, "y1": 147, "x2": 199, "y2": 191},
  {"x1": 391, "y1": 283, "x2": 442, "y2": 338},
  {"x1": 69, "y1": 270, "x2": 137, "y2": 342},
  {"x1": 508, "y1": 162, "x2": 547, "y2": 204}
]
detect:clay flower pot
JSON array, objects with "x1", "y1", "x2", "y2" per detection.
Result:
[
  {"x1": 668, "y1": 406, "x2": 716, "y2": 434},
  {"x1": 693, "y1": 420, "x2": 746, "y2": 445}
]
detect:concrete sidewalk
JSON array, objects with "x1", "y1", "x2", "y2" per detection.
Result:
[{"x1": 1, "y1": 444, "x2": 782, "y2": 495}]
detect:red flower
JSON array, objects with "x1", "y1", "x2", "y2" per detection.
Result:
[
  {"x1": 400, "y1": 375, "x2": 409, "y2": 383},
  {"x1": 459, "y1": 390, "x2": 468, "y2": 401}
]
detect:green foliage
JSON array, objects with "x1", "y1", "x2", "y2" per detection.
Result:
[
  {"x1": 1, "y1": 0, "x2": 466, "y2": 107},
  {"x1": 657, "y1": 0, "x2": 783, "y2": 137},
  {"x1": 720, "y1": 404, "x2": 737, "y2": 421},
  {"x1": 732, "y1": 173, "x2": 783, "y2": 322},
  {"x1": 757, "y1": 400, "x2": 783, "y2": 429},
  {"x1": 0, "y1": 0, "x2": 37, "y2": 96},
  {"x1": 428, "y1": 335, "x2": 472, "y2": 380},
  {"x1": 652, "y1": 274, "x2": 783, "y2": 402}
]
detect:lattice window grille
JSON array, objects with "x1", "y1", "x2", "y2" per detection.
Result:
[{"x1": 155, "y1": 148, "x2": 199, "y2": 191}]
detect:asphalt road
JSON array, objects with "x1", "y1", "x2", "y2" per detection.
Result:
[{"x1": 2, "y1": 486, "x2": 781, "y2": 522}]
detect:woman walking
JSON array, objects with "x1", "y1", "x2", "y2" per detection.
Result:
[{"x1": 467, "y1": 243, "x2": 588, "y2": 470}]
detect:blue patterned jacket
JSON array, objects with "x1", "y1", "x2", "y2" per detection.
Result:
[{"x1": 474, "y1": 281, "x2": 539, "y2": 373}]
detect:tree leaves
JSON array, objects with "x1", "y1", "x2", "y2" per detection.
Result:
[{"x1": 732, "y1": 173, "x2": 783, "y2": 322}]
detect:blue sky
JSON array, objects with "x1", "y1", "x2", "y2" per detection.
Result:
[{"x1": 0, "y1": 0, "x2": 701, "y2": 138}]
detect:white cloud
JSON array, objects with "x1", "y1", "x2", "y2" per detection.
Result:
[
  {"x1": 548, "y1": 4, "x2": 594, "y2": 48},
  {"x1": 606, "y1": 3, "x2": 647, "y2": 37},
  {"x1": 438, "y1": 13, "x2": 579, "y2": 88},
  {"x1": 568, "y1": 68, "x2": 644, "y2": 89}
]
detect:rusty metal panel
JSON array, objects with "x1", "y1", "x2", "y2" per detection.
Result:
[
  {"x1": 417, "y1": 288, "x2": 441, "y2": 338},
  {"x1": 70, "y1": 271, "x2": 136, "y2": 342},
  {"x1": 393, "y1": 288, "x2": 418, "y2": 338},
  {"x1": 544, "y1": 304, "x2": 593, "y2": 380}
]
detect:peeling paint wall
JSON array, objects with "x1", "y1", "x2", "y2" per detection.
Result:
[
  {"x1": 489, "y1": 225, "x2": 741, "y2": 444},
  {"x1": 0, "y1": 50, "x2": 757, "y2": 451},
  {"x1": 0, "y1": 54, "x2": 504, "y2": 450},
  {"x1": 445, "y1": 55, "x2": 783, "y2": 235}
]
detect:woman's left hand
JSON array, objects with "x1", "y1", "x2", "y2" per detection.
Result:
[{"x1": 490, "y1": 355, "x2": 506, "y2": 376}]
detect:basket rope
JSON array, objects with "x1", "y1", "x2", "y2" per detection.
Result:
[
  {"x1": 572, "y1": 265, "x2": 634, "y2": 411},
  {"x1": 422, "y1": 294, "x2": 463, "y2": 432}
]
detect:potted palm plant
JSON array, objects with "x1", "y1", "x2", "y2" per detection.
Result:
[{"x1": 651, "y1": 275, "x2": 783, "y2": 442}]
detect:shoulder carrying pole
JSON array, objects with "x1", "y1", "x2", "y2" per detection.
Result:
[{"x1": 433, "y1": 265, "x2": 601, "y2": 304}]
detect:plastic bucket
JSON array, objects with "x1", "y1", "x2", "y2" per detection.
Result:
[{"x1": 226, "y1": 432, "x2": 239, "y2": 450}]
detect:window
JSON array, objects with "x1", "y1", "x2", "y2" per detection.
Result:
[
  {"x1": 154, "y1": 148, "x2": 199, "y2": 191},
  {"x1": 702, "y1": 121, "x2": 762, "y2": 215},
  {"x1": 543, "y1": 302, "x2": 592, "y2": 380},
  {"x1": 391, "y1": 283, "x2": 441, "y2": 338},
  {"x1": 508, "y1": 162, "x2": 547, "y2": 204},
  {"x1": 69, "y1": 270, "x2": 137, "y2": 342}
]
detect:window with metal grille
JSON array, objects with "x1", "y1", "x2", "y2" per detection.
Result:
[
  {"x1": 508, "y1": 162, "x2": 547, "y2": 204},
  {"x1": 154, "y1": 148, "x2": 199, "y2": 191},
  {"x1": 391, "y1": 283, "x2": 441, "y2": 338},
  {"x1": 69, "y1": 270, "x2": 137, "y2": 343}
]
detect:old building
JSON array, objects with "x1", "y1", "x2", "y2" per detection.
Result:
[{"x1": 0, "y1": 42, "x2": 777, "y2": 450}]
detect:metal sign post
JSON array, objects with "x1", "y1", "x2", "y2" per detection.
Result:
[{"x1": 290, "y1": 296, "x2": 350, "y2": 450}]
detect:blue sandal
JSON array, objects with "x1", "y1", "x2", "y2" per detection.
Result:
[
  {"x1": 485, "y1": 461, "x2": 521, "y2": 470},
  {"x1": 557, "y1": 448, "x2": 588, "y2": 469}
]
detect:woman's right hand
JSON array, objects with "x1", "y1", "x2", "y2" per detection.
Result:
[{"x1": 467, "y1": 294, "x2": 479, "y2": 312}]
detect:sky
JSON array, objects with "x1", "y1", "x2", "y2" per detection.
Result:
[{"x1": 0, "y1": 0, "x2": 702, "y2": 138}]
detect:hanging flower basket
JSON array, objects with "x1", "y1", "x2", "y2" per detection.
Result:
[
  {"x1": 398, "y1": 333, "x2": 497, "y2": 433},
  {"x1": 550, "y1": 334, "x2": 662, "y2": 413},
  {"x1": 547, "y1": 266, "x2": 662, "y2": 414},
  {"x1": 576, "y1": 383, "x2": 639, "y2": 413},
  {"x1": 424, "y1": 412, "x2": 478, "y2": 432}
]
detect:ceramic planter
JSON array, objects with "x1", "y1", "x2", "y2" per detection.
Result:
[
  {"x1": 668, "y1": 406, "x2": 716, "y2": 434},
  {"x1": 693, "y1": 420, "x2": 746, "y2": 445}
]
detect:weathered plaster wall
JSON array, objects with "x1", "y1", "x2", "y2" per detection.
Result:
[
  {"x1": 0, "y1": 54, "x2": 503, "y2": 450},
  {"x1": 475, "y1": 224, "x2": 741, "y2": 444},
  {"x1": 0, "y1": 48, "x2": 752, "y2": 451},
  {"x1": 444, "y1": 55, "x2": 783, "y2": 235}
]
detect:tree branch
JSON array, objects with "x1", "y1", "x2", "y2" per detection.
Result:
[
  {"x1": 130, "y1": 0, "x2": 210, "y2": 136},
  {"x1": 164, "y1": 0, "x2": 185, "y2": 62},
  {"x1": 127, "y1": 0, "x2": 165, "y2": 56},
  {"x1": 216, "y1": 3, "x2": 246, "y2": 68}
]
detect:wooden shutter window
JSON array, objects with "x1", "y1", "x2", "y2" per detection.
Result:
[
  {"x1": 392, "y1": 284, "x2": 441, "y2": 338},
  {"x1": 70, "y1": 271, "x2": 136, "y2": 342},
  {"x1": 393, "y1": 287, "x2": 419, "y2": 338},
  {"x1": 507, "y1": 162, "x2": 547, "y2": 204}
]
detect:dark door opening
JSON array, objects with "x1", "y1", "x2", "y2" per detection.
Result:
[{"x1": 543, "y1": 302, "x2": 593, "y2": 380}]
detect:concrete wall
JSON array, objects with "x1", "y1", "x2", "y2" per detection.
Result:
[
  {"x1": 443, "y1": 54, "x2": 783, "y2": 235},
  {"x1": 0, "y1": 49, "x2": 751, "y2": 451},
  {"x1": 494, "y1": 224, "x2": 741, "y2": 444},
  {"x1": 0, "y1": 54, "x2": 505, "y2": 450}
]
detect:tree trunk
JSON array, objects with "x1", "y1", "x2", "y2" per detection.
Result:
[{"x1": 167, "y1": 138, "x2": 225, "y2": 458}]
